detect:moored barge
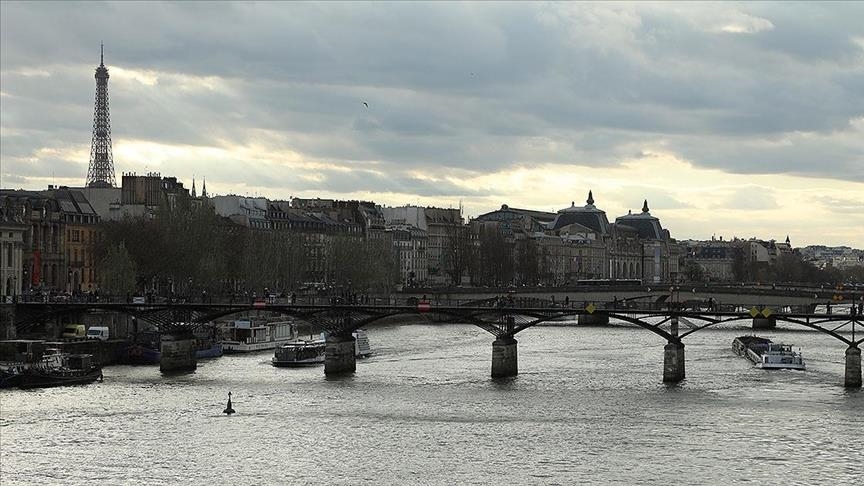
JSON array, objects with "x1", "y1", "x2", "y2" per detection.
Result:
[{"x1": 733, "y1": 336, "x2": 805, "y2": 370}]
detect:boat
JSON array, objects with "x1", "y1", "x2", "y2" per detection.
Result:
[
  {"x1": 272, "y1": 339, "x2": 326, "y2": 367},
  {"x1": 732, "y1": 336, "x2": 805, "y2": 370},
  {"x1": 1, "y1": 364, "x2": 25, "y2": 388},
  {"x1": 196, "y1": 341, "x2": 223, "y2": 359},
  {"x1": 126, "y1": 342, "x2": 222, "y2": 363},
  {"x1": 125, "y1": 328, "x2": 224, "y2": 364},
  {"x1": 194, "y1": 325, "x2": 223, "y2": 359},
  {"x1": 126, "y1": 343, "x2": 161, "y2": 365},
  {"x1": 126, "y1": 330, "x2": 162, "y2": 365},
  {"x1": 19, "y1": 352, "x2": 103, "y2": 389},
  {"x1": 354, "y1": 329, "x2": 372, "y2": 357},
  {"x1": 221, "y1": 318, "x2": 297, "y2": 353},
  {"x1": 272, "y1": 330, "x2": 372, "y2": 367}
]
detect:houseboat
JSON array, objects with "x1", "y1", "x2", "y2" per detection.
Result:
[
  {"x1": 221, "y1": 318, "x2": 297, "y2": 353},
  {"x1": 18, "y1": 350, "x2": 103, "y2": 388}
]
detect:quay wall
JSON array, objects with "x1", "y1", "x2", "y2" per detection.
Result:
[{"x1": 0, "y1": 338, "x2": 131, "y2": 365}]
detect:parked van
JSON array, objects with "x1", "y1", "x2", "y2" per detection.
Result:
[
  {"x1": 86, "y1": 326, "x2": 110, "y2": 341},
  {"x1": 61, "y1": 325, "x2": 86, "y2": 339}
]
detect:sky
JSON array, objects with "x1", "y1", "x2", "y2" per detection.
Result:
[{"x1": 1, "y1": 1, "x2": 863, "y2": 247}]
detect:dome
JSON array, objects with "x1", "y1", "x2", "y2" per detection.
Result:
[
  {"x1": 614, "y1": 199, "x2": 666, "y2": 240},
  {"x1": 550, "y1": 190, "x2": 610, "y2": 233}
]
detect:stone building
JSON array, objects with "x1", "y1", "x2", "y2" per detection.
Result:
[
  {"x1": 45, "y1": 187, "x2": 100, "y2": 292},
  {"x1": 212, "y1": 195, "x2": 271, "y2": 229},
  {"x1": 0, "y1": 191, "x2": 65, "y2": 291},
  {"x1": 614, "y1": 200, "x2": 677, "y2": 284},
  {"x1": 679, "y1": 238, "x2": 739, "y2": 282},
  {"x1": 387, "y1": 224, "x2": 428, "y2": 287},
  {"x1": 267, "y1": 200, "x2": 363, "y2": 284},
  {"x1": 381, "y1": 206, "x2": 463, "y2": 285},
  {"x1": 1, "y1": 201, "x2": 26, "y2": 300},
  {"x1": 0, "y1": 188, "x2": 100, "y2": 293},
  {"x1": 472, "y1": 191, "x2": 678, "y2": 285}
]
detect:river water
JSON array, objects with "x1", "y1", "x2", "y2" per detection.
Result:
[{"x1": 1, "y1": 321, "x2": 861, "y2": 485}]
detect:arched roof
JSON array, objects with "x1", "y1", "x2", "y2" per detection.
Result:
[
  {"x1": 614, "y1": 200, "x2": 666, "y2": 240},
  {"x1": 549, "y1": 190, "x2": 610, "y2": 234}
]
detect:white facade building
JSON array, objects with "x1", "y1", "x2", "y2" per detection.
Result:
[
  {"x1": 212, "y1": 196, "x2": 271, "y2": 229},
  {"x1": 1, "y1": 221, "x2": 26, "y2": 300}
]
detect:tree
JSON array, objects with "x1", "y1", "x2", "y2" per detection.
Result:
[
  {"x1": 97, "y1": 242, "x2": 137, "y2": 295},
  {"x1": 681, "y1": 259, "x2": 706, "y2": 283},
  {"x1": 475, "y1": 225, "x2": 513, "y2": 286},
  {"x1": 443, "y1": 224, "x2": 471, "y2": 286},
  {"x1": 516, "y1": 237, "x2": 539, "y2": 286}
]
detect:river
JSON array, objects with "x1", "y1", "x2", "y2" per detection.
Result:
[{"x1": 1, "y1": 321, "x2": 861, "y2": 484}]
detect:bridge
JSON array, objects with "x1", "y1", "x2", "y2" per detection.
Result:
[{"x1": 5, "y1": 296, "x2": 862, "y2": 387}]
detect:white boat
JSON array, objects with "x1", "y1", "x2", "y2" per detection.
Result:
[
  {"x1": 732, "y1": 336, "x2": 805, "y2": 370},
  {"x1": 221, "y1": 318, "x2": 296, "y2": 353},
  {"x1": 271, "y1": 330, "x2": 372, "y2": 367},
  {"x1": 272, "y1": 339, "x2": 326, "y2": 367},
  {"x1": 354, "y1": 329, "x2": 372, "y2": 357}
]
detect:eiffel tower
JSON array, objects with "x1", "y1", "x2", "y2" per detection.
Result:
[{"x1": 85, "y1": 44, "x2": 117, "y2": 188}]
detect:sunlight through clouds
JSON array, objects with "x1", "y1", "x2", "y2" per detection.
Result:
[{"x1": 1, "y1": 1, "x2": 862, "y2": 246}]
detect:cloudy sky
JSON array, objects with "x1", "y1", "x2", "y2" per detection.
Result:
[{"x1": 1, "y1": 1, "x2": 863, "y2": 247}]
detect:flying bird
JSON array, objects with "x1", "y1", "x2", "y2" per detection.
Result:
[{"x1": 362, "y1": 101, "x2": 369, "y2": 108}]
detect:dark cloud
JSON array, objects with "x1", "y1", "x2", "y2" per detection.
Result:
[{"x1": 1, "y1": 1, "x2": 863, "y2": 194}]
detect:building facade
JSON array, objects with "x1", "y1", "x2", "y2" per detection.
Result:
[
  {"x1": 473, "y1": 192, "x2": 678, "y2": 285},
  {"x1": 387, "y1": 224, "x2": 428, "y2": 287},
  {"x1": 1, "y1": 205, "x2": 26, "y2": 300},
  {"x1": 382, "y1": 206, "x2": 463, "y2": 285}
]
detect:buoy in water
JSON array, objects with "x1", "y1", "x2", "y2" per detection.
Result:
[{"x1": 223, "y1": 391, "x2": 235, "y2": 415}]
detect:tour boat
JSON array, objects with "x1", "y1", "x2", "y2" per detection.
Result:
[
  {"x1": 271, "y1": 330, "x2": 372, "y2": 367},
  {"x1": 354, "y1": 329, "x2": 372, "y2": 358},
  {"x1": 221, "y1": 318, "x2": 297, "y2": 353},
  {"x1": 732, "y1": 336, "x2": 805, "y2": 370},
  {"x1": 272, "y1": 339, "x2": 326, "y2": 367}
]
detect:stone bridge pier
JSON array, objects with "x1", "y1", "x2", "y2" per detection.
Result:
[
  {"x1": 663, "y1": 342, "x2": 686, "y2": 382},
  {"x1": 752, "y1": 316, "x2": 776, "y2": 329},
  {"x1": 325, "y1": 333, "x2": 356, "y2": 375},
  {"x1": 491, "y1": 335, "x2": 518, "y2": 378},
  {"x1": 578, "y1": 313, "x2": 610, "y2": 326},
  {"x1": 846, "y1": 346, "x2": 861, "y2": 388},
  {"x1": 160, "y1": 332, "x2": 197, "y2": 374}
]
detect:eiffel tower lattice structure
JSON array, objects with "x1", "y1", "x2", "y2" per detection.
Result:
[{"x1": 85, "y1": 44, "x2": 117, "y2": 188}]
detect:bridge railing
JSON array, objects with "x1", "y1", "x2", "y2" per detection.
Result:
[{"x1": 10, "y1": 294, "x2": 859, "y2": 317}]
